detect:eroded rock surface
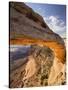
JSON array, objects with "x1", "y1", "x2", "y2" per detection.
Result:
[{"x1": 9, "y1": 2, "x2": 66, "y2": 88}]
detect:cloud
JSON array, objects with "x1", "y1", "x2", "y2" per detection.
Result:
[
  {"x1": 38, "y1": 7, "x2": 42, "y2": 10},
  {"x1": 44, "y1": 16, "x2": 66, "y2": 38}
]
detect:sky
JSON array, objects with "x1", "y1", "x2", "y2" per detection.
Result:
[{"x1": 25, "y1": 2, "x2": 66, "y2": 38}]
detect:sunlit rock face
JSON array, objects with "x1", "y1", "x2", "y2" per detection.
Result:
[
  {"x1": 10, "y1": 45, "x2": 66, "y2": 88},
  {"x1": 9, "y1": 2, "x2": 66, "y2": 88},
  {"x1": 21, "y1": 45, "x2": 55, "y2": 87},
  {"x1": 48, "y1": 57, "x2": 66, "y2": 86},
  {"x1": 22, "y1": 45, "x2": 66, "y2": 87}
]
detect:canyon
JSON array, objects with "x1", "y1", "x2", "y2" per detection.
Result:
[{"x1": 9, "y1": 2, "x2": 66, "y2": 88}]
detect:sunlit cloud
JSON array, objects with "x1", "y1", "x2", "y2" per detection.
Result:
[{"x1": 44, "y1": 16, "x2": 66, "y2": 38}]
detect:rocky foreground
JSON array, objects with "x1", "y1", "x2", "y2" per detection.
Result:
[
  {"x1": 10, "y1": 45, "x2": 66, "y2": 87},
  {"x1": 9, "y1": 2, "x2": 66, "y2": 88}
]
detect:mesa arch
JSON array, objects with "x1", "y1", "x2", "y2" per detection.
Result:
[{"x1": 10, "y1": 38, "x2": 66, "y2": 64}]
